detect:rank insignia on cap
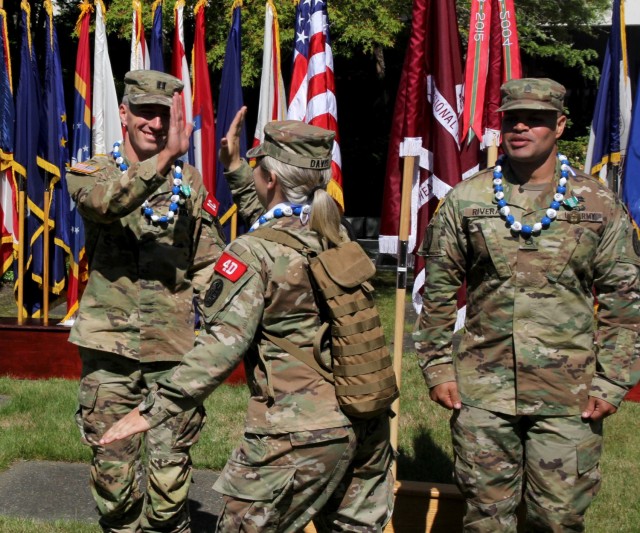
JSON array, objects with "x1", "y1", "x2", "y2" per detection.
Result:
[
  {"x1": 214, "y1": 252, "x2": 248, "y2": 282},
  {"x1": 69, "y1": 162, "x2": 100, "y2": 174}
]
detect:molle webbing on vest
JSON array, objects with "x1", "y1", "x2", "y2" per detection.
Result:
[{"x1": 251, "y1": 227, "x2": 399, "y2": 419}]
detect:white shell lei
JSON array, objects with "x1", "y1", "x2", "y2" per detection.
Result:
[
  {"x1": 494, "y1": 153, "x2": 575, "y2": 237},
  {"x1": 249, "y1": 202, "x2": 311, "y2": 232}
]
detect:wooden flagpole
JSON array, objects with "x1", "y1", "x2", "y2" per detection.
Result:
[
  {"x1": 390, "y1": 152, "x2": 416, "y2": 475},
  {"x1": 17, "y1": 174, "x2": 25, "y2": 324},
  {"x1": 42, "y1": 173, "x2": 51, "y2": 325}
]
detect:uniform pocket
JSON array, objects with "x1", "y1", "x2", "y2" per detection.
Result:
[
  {"x1": 576, "y1": 433, "x2": 602, "y2": 476},
  {"x1": 76, "y1": 376, "x2": 101, "y2": 446},
  {"x1": 213, "y1": 461, "x2": 296, "y2": 501},
  {"x1": 467, "y1": 219, "x2": 512, "y2": 279}
]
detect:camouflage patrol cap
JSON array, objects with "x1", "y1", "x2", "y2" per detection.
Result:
[
  {"x1": 498, "y1": 78, "x2": 566, "y2": 113},
  {"x1": 246, "y1": 120, "x2": 334, "y2": 170},
  {"x1": 123, "y1": 70, "x2": 184, "y2": 107}
]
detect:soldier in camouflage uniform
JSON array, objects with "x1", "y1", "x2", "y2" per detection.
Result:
[
  {"x1": 100, "y1": 112, "x2": 395, "y2": 532},
  {"x1": 66, "y1": 70, "x2": 230, "y2": 533},
  {"x1": 414, "y1": 77, "x2": 640, "y2": 532}
]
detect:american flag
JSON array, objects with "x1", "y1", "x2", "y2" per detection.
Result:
[{"x1": 287, "y1": 0, "x2": 343, "y2": 210}]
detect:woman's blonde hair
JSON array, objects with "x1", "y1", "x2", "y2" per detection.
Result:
[{"x1": 259, "y1": 156, "x2": 343, "y2": 246}]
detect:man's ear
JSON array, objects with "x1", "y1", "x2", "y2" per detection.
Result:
[
  {"x1": 555, "y1": 114, "x2": 567, "y2": 139},
  {"x1": 119, "y1": 104, "x2": 128, "y2": 128}
]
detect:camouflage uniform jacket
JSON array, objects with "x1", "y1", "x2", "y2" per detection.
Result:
[
  {"x1": 414, "y1": 159, "x2": 640, "y2": 416},
  {"x1": 141, "y1": 212, "x2": 352, "y2": 434},
  {"x1": 66, "y1": 153, "x2": 226, "y2": 362}
]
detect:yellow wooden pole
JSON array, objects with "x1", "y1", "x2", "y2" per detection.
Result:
[
  {"x1": 42, "y1": 177, "x2": 51, "y2": 325},
  {"x1": 17, "y1": 178, "x2": 25, "y2": 324},
  {"x1": 487, "y1": 133, "x2": 499, "y2": 167},
  {"x1": 390, "y1": 152, "x2": 416, "y2": 476}
]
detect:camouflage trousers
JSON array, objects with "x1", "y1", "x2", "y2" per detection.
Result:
[
  {"x1": 451, "y1": 405, "x2": 602, "y2": 533},
  {"x1": 76, "y1": 348, "x2": 206, "y2": 533},
  {"x1": 214, "y1": 415, "x2": 395, "y2": 532}
]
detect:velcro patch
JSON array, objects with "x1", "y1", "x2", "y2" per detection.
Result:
[
  {"x1": 69, "y1": 162, "x2": 101, "y2": 175},
  {"x1": 203, "y1": 192, "x2": 220, "y2": 217},
  {"x1": 214, "y1": 252, "x2": 248, "y2": 282}
]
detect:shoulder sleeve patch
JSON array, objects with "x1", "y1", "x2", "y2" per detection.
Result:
[
  {"x1": 68, "y1": 162, "x2": 101, "y2": 175},
  {"x1": 214, "y1": 252, "x2": 248, "y2": 282},
  {"x1": 203, "y1": 192, "x2": 220, "y2": 217}
]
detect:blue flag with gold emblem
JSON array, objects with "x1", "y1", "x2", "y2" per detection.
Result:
[
  {"x1": 14, "y1": 0, "x2": 44, "y2": 316},
  {"x1": 34, "y1": 0, "x2": 71, "y2": 299},
  {"x1": 215, "y1": 2, "x2": 246, "y2": 240}
]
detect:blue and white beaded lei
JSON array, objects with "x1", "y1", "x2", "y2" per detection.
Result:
[
  {"x1": 493, "y1": 153, "x2": 575, "y2": 238},
  {"x1": 248, "y1": 202, "x2": 311, "y2": 232},
  {"x1": 112, "y1": 141, "x2": 191, "y2": 224}
]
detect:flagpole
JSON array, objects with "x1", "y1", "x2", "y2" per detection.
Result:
[
  {"x1": 17, "y1": 175, "x2": 25, "y2": 324},
  {"x1": 390, "y1": 152, "x2": 416, "y2": 475},
  {"x1": 42, "y1": 173, "x2": 51, "y2": 325}
]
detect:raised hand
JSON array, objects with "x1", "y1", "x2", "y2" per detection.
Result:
[
  {"x1": 219, "y1": 106, "x2": 248, "y2": 172},
  {"x1": 157, "y1": 92, "x2": 194, "y2": 175}
]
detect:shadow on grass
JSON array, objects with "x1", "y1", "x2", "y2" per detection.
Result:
[{"x1": 396, "y1": 427, "x2": 454, "y2": 484}]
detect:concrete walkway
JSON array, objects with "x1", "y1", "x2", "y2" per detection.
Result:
[{"x1": 0, "y1": 460, "x2": 223, "y2": 531}]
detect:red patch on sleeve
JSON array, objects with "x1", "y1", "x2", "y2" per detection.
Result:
[
  {"x1": 203, "y1": 192, "x2": 220, "y2": 217},
  {"x1": 214, "y1": 252, "x2": 248, "y2": 282}
]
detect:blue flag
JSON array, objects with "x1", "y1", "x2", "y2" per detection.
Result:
[
  {"x1": 150, "y1": 0, "x2": 165, "y2": 72},
  {"x1": 36, "y1": 0, "x2": 71, "y2": 297},
  {"x1": 215, "y1": 3, "x2": 246, "y2": 240},
  {"x1": 14, "y1": 0, "x2": 44, "y2": 316},
  {"x1": 584, "y1": 0, "x2": 632, "y2": 186},
  {"x1": 622, "y1": 73, "x2": 640, "y2": 225}
]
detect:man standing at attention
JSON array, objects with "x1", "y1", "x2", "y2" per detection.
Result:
[
  {"x1": 66, "y1": 70, "x2": 227, "y2": 533},
  {"x1": 414, "y1": 78, "x2": 640, "y2": 531}
]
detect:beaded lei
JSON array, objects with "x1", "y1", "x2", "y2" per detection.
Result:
[
  {"x1": 248, "y1": 202, "x2": 312, "y2": 232},
  {"x1": 112, "y1": 141, "x2": 191, "y2": 225},
  {"x1": 494, "y1": 153, "x2": 575, "y2": 238}
]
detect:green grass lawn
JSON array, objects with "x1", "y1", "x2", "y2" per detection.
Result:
[{"x1": 1, "y1": 271, "x2": 639, "y2": 532}]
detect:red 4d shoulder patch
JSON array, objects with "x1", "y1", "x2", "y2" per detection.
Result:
[{"x1": 214, "y1": 252, "x2": 248, "y2": 282}]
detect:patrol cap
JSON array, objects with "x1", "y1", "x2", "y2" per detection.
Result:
[
  {"x1": 123, "y1": 70, "x2": 184, "y2": 107},
  {"x1": 246, "y1": 120, "x2": 335, "y2": 170},
  {"x1": 498, "y1": 78, "x2": 566, "y2": 113}
]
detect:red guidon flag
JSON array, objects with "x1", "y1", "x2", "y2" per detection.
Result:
[{"x1": 380, "y1": 0, "x2": 479, "y2": 320}]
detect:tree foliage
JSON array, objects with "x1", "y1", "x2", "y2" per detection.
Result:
[{"x1": 4, "y1": 0, "x2": 611, "y2": 88}]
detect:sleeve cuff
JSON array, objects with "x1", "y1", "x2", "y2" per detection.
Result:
[
  {"x1": 224, "y1": 159, "x2": 253, "y2": 188},
  {"x1": 589, "y1": 376, "x2": 629, "y2": 408},
  {"x1": 424, "y1": 363, "x2": 456, "y2": 388}
]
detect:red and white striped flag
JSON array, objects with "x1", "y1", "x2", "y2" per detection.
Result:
[
  {"x1": 287, "y1": 0, "x2": 343, "y2": 210},
  {"x1": 253, "y1": 0, "x2": 287, "y2": 148},
  {"x1": 130, "y1": 0, "x2": 150, "y2": 71},
  {"x1": 172, "y1": 0, "x2": 193, "y2": 162},
  {"x1": 0, "y1": 4, "x2": 17, "y2": 276}
]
